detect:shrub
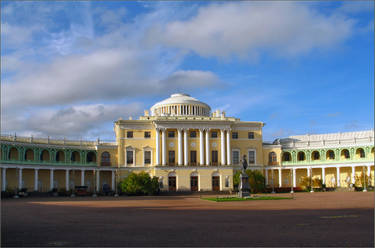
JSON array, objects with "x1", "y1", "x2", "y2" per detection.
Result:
[
  {"x1": 299, "y1": 176, "x2": 322, "y2": 190},
  {"x1": 233, "y1": 170, "x2": 266, "y2": 193},
  {"x1": 119, "y1": 172, "x2": 159, "y2": 196}
]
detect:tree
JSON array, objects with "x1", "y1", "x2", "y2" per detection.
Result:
[
  {"x1": 119, "y1": 172, "x2": 159, "y2": 195},
  {"x1": 233, "y1": 170, "x2": 266, "y2": 193}
]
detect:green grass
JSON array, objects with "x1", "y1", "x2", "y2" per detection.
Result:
[{"x1": 202, "y1": 196, "x2": 292, "y2": 202}]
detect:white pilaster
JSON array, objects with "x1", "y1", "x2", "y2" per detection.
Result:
[
  {"x1": 34, "y1": 169, "x2": 39, "y2": 191},
  {"x1": 278, "y1": 168, "x2": 282, "y2": 188},
  {"x1": 155, "y1": 129, "x2": 160, "y2": 165},
  {"x1": 293, "y1": 168, "x2": 296, "y2": 187},
  {"x1": 183, "y1": 129, "x2": 188, "y2": 165},
  {"x1": 322, "y1": 167, "x2": 325, "y2": 185},
  {"x1": 50, "y1": 169, "x2": 54, "y2": 190},
  {"x1": 112, "y1": 170, "x2": 115, "y2": 190},
  {"x1": 178, "y1": 129, "x2": 183, "y2": 166},
  {"x1": 199, "y1": 129, "x2": 205, "y2": 165},
  {"x1": 307, "y1": 167, "x2": 311, "y2": 177},
  {"x1": 205, "y1": 129, "x2": 210, "y2": 165},
  {"x1": 220, "y1": 129, "x2": 226, "y2": 165},
  {"x1": 96, "y1": 170, "x2": 100, "y2": 192},
  {"x1": 81, "y1": 170, "x2": 85, "y2": 186},
  {"x1": 226, "y1": 130, "x2": 231, "y2": 165},
  {"x1": 336, "y1": 167, "x2": 340, "y2": 187},
  {"x1": 162, "y1": 129, "x2": 166, "y2": 166},
  {"x1": 18, "y1": 168, "x2": 23, "y2": 190},
  {"x1": 351, "y1": 166, "x2": 355, "y2": 184},
  {"x1": 265, "y1": 169, "x2": 268, "y2": 185},
  {"x1": 2, "y1": 168, "x2": 6, "y2": 191},
  {"x1": 65, "y1": 169, "x2": 69, "y2": 191},
  {"x1": 367, "y1": 166, "x2": 371, "y2": 177}
]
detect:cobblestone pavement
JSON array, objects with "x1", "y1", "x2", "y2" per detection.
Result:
[{"x1": 2, "y1": 192, "x2": 374, "y2": 247}]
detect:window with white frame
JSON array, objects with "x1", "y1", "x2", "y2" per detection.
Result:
[
  {"x1": 248, "y1": 150, "x2": 256, "y2": 164},
  {"x1": 144, "y1": 150, "x2": 151, "y2": 164},
  {"x1": 232, "y1": 150, "x2": 240, "y2": 165},
  {"x1": 126, "y1": 150, "x2": 134, "y2": 165}
]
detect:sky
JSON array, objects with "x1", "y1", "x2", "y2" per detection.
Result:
[{"x1": 1, "y1": 1, "x2": 374, "y2": 142}]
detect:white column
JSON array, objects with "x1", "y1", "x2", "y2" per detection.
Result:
[
  {"x1": 183, "y1": 129, "x2": 188, "y2": 165},
  {"x1": 307, "y1": 167, "x2": 311, "y2": 177},
  {"x1": 50, "y1": 169, "x2": 54, "y2": 190},
  {"x1": 112, "y1": 170, "x2": 115, "y2": 190},
  {"x1": 162, "y1": 129, "x2": 166, "y2": 165},
  {"x1": 278, "y1": 168, "x2": 282, "y2": 187},
  {"x1": 336, "y1": 167, "x2": 341, "y2": 187},
  {"x1": 367, "y1": 166, "x2": 371, "y2": 177},
  {"x1": 199, "y1": 129, "x2": 205, "y2": 165},
  {"x1": 322, "y1": 167, "x2": 325, "y2": 185},
  {"x1": 65, "y1": 169, "x2": 69, "y2": 191},
  {"x1": 2, "y1": 168, "x2": 6, "y2": 191},
  {"x1": 265, "y1": 169, "x2": 268, "y2": 185},
  {"x1": 351, "y1": 166, "x2": 355, "y2": 184},
  {"x1": 155, "y1": 129, "x2": 160, "y2": 165},
  {"x1": 18, "y1": 168, "x2": 23, "y2": 190},
  {"x1": 81, "y1": 170, "x2": 85, "y2": 186},
  {"x1": 34, "y1": 169, "x2": 39, "y2": 191},
  {"x1": 226, "y1": 130, "x2": 231, "y2": 165},
  {"x1": 96, "y1": 170, "x2": 100, "y2": 192},
  {"x1": 293, "y1": 168, "x2": 296, "y2": 187},
  {"x1": 178, "y1": 129, "x2": 183, "y2": 166},
  {"x1": 205, "y1": 129, "x2": 210, "y2": 165},
  {"x1": 220, "y1": 129, "x2": 226, "y2": 165}
]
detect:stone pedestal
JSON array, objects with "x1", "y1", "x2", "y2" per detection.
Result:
[{"x1": 239, "y1": 173, "x2": 251, "y2": 198}]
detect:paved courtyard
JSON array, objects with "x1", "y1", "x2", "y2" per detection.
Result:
[{"x1": 2, "y1": 192, "x2": 374, "y2": 247}]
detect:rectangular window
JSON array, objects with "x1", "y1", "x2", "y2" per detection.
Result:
[
  {"x1": 168, "y1": 131, "x2": 175, "y2": 138},
  {"x1": 212, "y1": 150, "x2": 218, "y2": 165},
  {"x1": 144, "y1": 151, "x2": 151, "y2": 164},
  {"x1": 232, "y1": 132, "x2": 238, "y2": 139},
  {"x1": 144, "y1": 131, "x2": 151, "y2": 138},
  {"x1": 232, "y1": 150, "x2": 240, "y2": 165},
  {"x1": 169, "y1": 151, "x2": 175, "y2": 165},
  {"x1": 248, "y1": 150, "x2": 255, "y2": 164},
  {"x1": 127, "y1": 131, "x2": 133, "y2": 138},
  {"x1": 248, "y1": 132, "x2": 254, "y2": 139},
  {"x1": 211, "y1": 131, "x2": 218, "y2": 138},
  {"x1": 190, "y1": 151, "x2": 197, "y2": 165},
  {"x1": 126, "y1": 150, "x2": 133, "y2": 164},
  {"x1": 190, "y1": 131, "x2": 197, "y2": 138}
]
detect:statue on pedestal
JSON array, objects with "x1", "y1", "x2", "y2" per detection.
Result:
[{"x1": 239, "y1": 155, "x2": 251, "y2": 198}]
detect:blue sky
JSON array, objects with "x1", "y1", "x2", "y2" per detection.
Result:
[{"x1": 1, "y1": 1, "x2": 373, "y2": 142}]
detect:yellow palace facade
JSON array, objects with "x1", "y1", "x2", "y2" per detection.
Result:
[{"x1": 0, "y1": 93, "x2": 374, "y2": 193}]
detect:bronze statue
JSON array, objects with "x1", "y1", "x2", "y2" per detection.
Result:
[{"x1": 242, "y1": 155, "x2": 248, "y2": 172}]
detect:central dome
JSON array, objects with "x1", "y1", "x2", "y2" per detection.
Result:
[{"x1": 150, "y1": 93, "x2": 211, "y2": 117}]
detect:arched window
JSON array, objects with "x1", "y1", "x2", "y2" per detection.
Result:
[
  {"x1": 40, "y1": 150, "x2": 50, "y2": 161},
  {"x1": 9, "y1": 147, "x2": 19, "y2": 160},
  {"x1": 341, "y1": 149, "x2": 350, "y2": 159},
  {"x1": 268, "y1": 152, "x2": 277, "y2": 164},
  {"x1": 326, "y1": 150, "x2": 335, "y2": 160},
  {"x1": 356, "y1": 148, "x2": 365, "y2": 158},
  {"x1": 86, "y1": 151, "x2": 96, "y2": 163},
  {"x1": 282, "y1": 152, "x2": 291, "y2": 162},
  {"x1": 25, "y1": 149, "x2": 34, "y2": 161},
  {"x1": 297, "y1": 151, "x2": 305, "y2": 161},
  {"x1": 71, "y1": 151, "x2": 80, "y2": 162},
  {"x1": 56, "y1": 151, "x2": 65, "y2": 162},
  {"x1": 101, "y1": 152, "x2": 111, "y2": 166},
  {"x1": 311, "y1": 151, "x2": 320, "y2": 161}
]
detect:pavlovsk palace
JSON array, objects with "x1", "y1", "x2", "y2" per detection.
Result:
[{"x1": 1, "y1": 93, "x2": 374, "y2": 193}]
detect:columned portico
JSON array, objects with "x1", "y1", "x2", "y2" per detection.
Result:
[
  {"x1": 199, "y1": 129, "x2": 205, "y2": 165},
  {"x1": 226, "y1": 130, "x2": 231, "y2": 165},
  {"x1": 220, "y1": 129, "x2": 226, "y2": 165},
  {"x1": 161, "y1": 129, "x2": 166, "y2": 166},
  {"x1": 178, "y1": 129, "x2": 183, "y2": 166},
  {"x1": 155, "y1": 129, "x2": 160, "y2": 165},
  {"x1": 34, "y1": 169, "x2": 39, "y2": 191},
  {"x1": 183, "y1": 129, "x2": 188, "y2": 165},
  {"x1": 2, "y1": 168, "x2": 6, "y2": 191},
  {"x1": 50, "y1": 169, "x2": 54, "y2": 190},
  {"x1": 205, "y1": 129, "x2": 210, "y2": 165}
]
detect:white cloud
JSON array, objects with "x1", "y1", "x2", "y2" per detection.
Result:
[
  {"x1": 147, "y1": 2, "x2": 355, "y2": 58},
  {"x1": 337, "y1": 1, "x2": 374, "y2": 14}
]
